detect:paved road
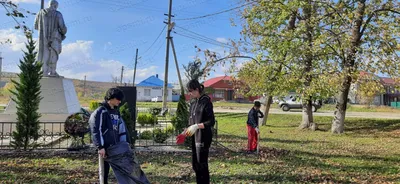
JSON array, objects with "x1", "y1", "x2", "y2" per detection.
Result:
[{"x1": 213, "y1": 108, "x2": 400, "y2": 119}]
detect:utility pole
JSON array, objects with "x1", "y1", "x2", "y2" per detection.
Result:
[
  {"x1": 133, "y1": 48, "x2": 138, "y2": 86},
  {"x1": 170, "y1": 38, "x2": 184, "y2": 94},
  {"x1": 41, "y1": 0, "x2": 44, "y2": 9},
  {"x1": 162, "y1": 0, "x2": 173, "y2": 110},
  {"x1": 120, "y1": 66, "x2": 124, "y2": 85},
  {"x1": 83, "y1": 75, "x2": 86, "y2": 97}
]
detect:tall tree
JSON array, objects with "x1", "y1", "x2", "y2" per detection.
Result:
[
  {"x1": 234, "y1": 0, "x2": 336, "y2": 130},
  {"x1": 321, "y1": 0, "x2": 400, "y2": 133},
  {"x1": 10, "y1": 34, "x2": 43, "y2": 150},
  {"x1": 236, "y1": 4, "x2": 300, "y2": 126},
  {"x1": 183, "y1": 57, "x2": 206, "y2": 82}
]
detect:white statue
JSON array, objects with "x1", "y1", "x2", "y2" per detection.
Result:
[{"x1": 34, "y1": 0, "x2": 67, "y2": 77}]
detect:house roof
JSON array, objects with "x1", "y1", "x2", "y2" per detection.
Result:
[
  {"x1": 359, "y1": 71, "x2": 399, "y2": 86},
  {"x1": 204, "y1": 76, "x2": 232, "y2": 87},
  {"x1": 381, "y1": 77, "x2": 397, "y2": 85},
  {"x1": 137, "y1": 75, "x2": 173, "y2": 88}
]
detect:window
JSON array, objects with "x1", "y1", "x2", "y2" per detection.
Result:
[
  {"x1": 144, "y1": 89, "x2": 151, "y2": 96},
  {"x1": 214, "y1": 90, "x2": 224, "y2": 98}
]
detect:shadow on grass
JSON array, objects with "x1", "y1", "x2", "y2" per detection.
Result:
[
  {"x1": 0, "y1": 164, "x2": 98, "y2": 183},
  {"x1": 283, "y1": 150, "x2": 400, "y2": 178},
  {"x1": 218, "y1": 134, "x2": 321, "y2": 145},
  {"x1": 149, "y1": 173, "x2": 347, "y2": 184},
  {"x1": 344, "y1": 119, "x2": 400, "y2": 133},
  {"x1": 215, "y1": 113, "x2": 247, "y2": 119}
]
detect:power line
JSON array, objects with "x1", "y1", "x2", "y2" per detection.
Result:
[
  {"x1": 173, "y1": 31, "x2": 251, "y2": 54},
  {"x1": 137, "y1": 39, "x2": 165, "y2": 68},
  {"x1": 174, "y1": 25, "x2": 232, "y2": 47},
  {"x1": 141, "y1": 25, "x2": 167, "y2": 56},
  {"x1": 174, "y1": 31, "x2": 234, "y2": 49},
  {"x1": 173, "y1": 2, "x2": 253, "y2": 21}
]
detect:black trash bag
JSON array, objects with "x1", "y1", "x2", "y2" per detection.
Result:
[{"x1": 105, "y1": 142, "x2": 150, "y2": 184}]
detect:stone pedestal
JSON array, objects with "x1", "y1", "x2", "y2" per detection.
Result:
[{"x1": 3, "y1": 77, "x2": 80, "y2": 119}]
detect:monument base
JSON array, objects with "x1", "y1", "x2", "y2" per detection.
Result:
[{"x1": 2, "y1": 77, "x2": 81, "y2": 121}]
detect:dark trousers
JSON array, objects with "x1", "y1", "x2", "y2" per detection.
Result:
[
  {"x1": 191, "y1": 139, "x2": 210, "y2": 184},
  {"x1": 103, "y1": 161, "x2": 110, "y2": 184}
]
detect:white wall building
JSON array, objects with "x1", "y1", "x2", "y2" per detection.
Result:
[{"x1": 136, "y1": 74, "x2": 173, "y2": 102}]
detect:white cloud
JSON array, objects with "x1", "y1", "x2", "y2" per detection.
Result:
[
  {"x1": 0, "y1": 29, "x2": 27, "y2": 52},
  {"x1": 136, "y1": 66, "x2": 158, "y2": 78},
  {"x1": 0, "y1": 29, "x2": 158, "y2": 83},
  {"x1": 216, "y1": 37, "x2": 229, "y2": 44},
  {"x1": 103, "y1": 42, "x2": 112, "y2": 51}
]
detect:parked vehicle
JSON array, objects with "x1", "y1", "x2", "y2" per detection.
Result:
[
  {"x1": 278, "y1": 95, "x2": 322, "y2": 112},
  {"x1": 151, "y1": 96, "x2": 162, "y2": 102}
]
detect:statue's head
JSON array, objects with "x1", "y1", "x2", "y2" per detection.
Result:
[{"x1": 48, "y1": 0, "x2": 59, "y2": 10}]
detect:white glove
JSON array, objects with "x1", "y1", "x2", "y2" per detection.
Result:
[
  {"x1": 185, "y1": 124, "x2": 199, "y2": 136},
  {"x1": 255, "y1": 127, "x2": 260, "y2": 134}
]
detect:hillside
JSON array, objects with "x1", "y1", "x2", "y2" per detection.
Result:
[{"x1": 0, "y1": 72, "x2": 119, "y2": 105}]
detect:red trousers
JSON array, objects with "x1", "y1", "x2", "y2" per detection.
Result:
[{"x1": 247, "y1": 125, "x2": 258, "y2": 151}]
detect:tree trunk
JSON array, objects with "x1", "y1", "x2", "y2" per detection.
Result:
[
  {"x1": 332, "y1": 0, "x2": 365, "y2": 134},
  {"x1": 299, "y1": 99, "x2": 316, "y2": 130},
  {"x1": 261, "y1": 96, "x2": 273, "y2": 126},
  {"x1": 332, "y1": 81, "x2": 351, "y2": 133},
  {"x1": 299, "y1": 0, "x2": 315, "y2": 130}
]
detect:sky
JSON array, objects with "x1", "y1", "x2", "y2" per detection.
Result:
[{"x1": 0, "y1": 0, "x2": 245, "y2": 84}]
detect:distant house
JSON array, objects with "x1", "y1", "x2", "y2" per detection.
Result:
[
  {"x1": 349, "y1": 72, "x2": 400, "y2": 106},
  {"x1": 380, "y1": 77, "x2": 400, "y2": 106},
  {"x1": 188, "y1": 76, "x2": 259, "y2": 102},
  {"x1": 136, "y1": 74, "x2": 173, "y2": 102}
]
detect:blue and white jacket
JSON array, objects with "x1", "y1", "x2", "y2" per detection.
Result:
[{"x1": 89, "y1": 102, "x2": 130, "y2": 150}]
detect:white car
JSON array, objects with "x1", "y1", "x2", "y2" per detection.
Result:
[
  {"x1": 278, "y1": 95, "x2": 322, "y2": 112},
  {"x1": 151, "y1": 96, "x2": 162, "y2": 102}
]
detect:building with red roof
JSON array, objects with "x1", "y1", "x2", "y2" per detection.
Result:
[
  {"x1": 349, "y1": 72, "x2": 400, "y2": 106},
  {"x1": 187, "y1": 76, "x2": 259, "y2": 102}
]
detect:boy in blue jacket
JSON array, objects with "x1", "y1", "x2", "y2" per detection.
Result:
[{"x1": 90, "y1": 88, "x2": 149, "y2": 184}]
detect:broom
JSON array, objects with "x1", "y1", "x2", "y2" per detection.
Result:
[
  {"x1": 99, "y1": 154, "x2": 104, "y2": 184},
  {"x1": 256, "y1": 127, "x2": 260, "y2": 155}
]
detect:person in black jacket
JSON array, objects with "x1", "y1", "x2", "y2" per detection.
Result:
[
  {"x1": 246, "y1": 101, "x2": 264, "y2": 153},
  {"x1": 185, "y1": 79, "x2": 215, "y2": 184},
  {"x1": 89, "y1": 88, "x2": 130, "y2": 184}
]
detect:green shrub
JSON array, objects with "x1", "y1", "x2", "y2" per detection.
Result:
[
  {"x1": 149, "y1": 107, "x2": 162, "y2": 116},
  {"x1": 139, "y1": 130, "x2": 152, "y2": 140},
  {"x1": 165, "y1": 126, "x2": 175, "y2": 136},
  {"x1": 120, "y1": 102, "x2": 135, "y2": 144},
  {"x1": 173, "y1": 94, "x2": 189, "y2": 133},
  {"x1": 137, "y1": 114, "x2": 158, "y2": 126},
  {"x1": 153, "y1": 128, "x2": 169, "y2": 143},
  {"x1": 89, "y1": 101, "x2": 101, "y2": 111}
]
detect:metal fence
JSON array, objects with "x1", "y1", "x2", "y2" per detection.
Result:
[
  {"x1": 0, "y1": 122, "x2": 80, "y2": 150},
  {"x1": 0, "y1": 106, "x2": 219, "y2": 150},
  {"x1": 0, "y1": 120, "x2": 219, "y2": 150}
]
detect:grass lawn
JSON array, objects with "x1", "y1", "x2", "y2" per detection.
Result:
[{"x1": 1, "y1": 113, "x2": 400, "y2": 183}]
